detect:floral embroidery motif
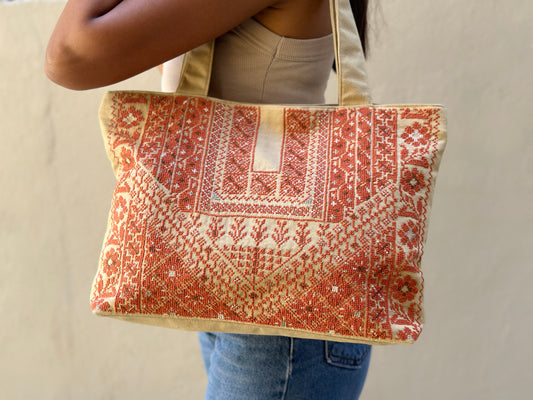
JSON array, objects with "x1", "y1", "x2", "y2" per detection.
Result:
[
  {"x1": 402, "y1": 121, "x2": 430, "y2": 147},
  {"x1": 401, "y1": 168, "x2": 426, "y2": 195},
  {"x1": 91, "y1": 95, "x2": 446, "y2": 344},
  {"x1": 103, "y1": 248, "x2": 120, "y2": 275},
  {"x1": 120, "y1": 148, "x2": 134, "y2": 171},
  {"x1": 399, "y1": 220, "x2": 421, "y2": 249},
  {"x1": 392, "y1": 275, "x2": 419, "y2": 303},
  {"x1": 118, "y1": 106, "x2": 144, "y2": 129}
]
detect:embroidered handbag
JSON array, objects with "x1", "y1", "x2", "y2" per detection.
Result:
[{"x1": 90, "y1": 0, "x2": 447, "y2": 344}]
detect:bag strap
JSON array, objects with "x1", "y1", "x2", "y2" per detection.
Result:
[
  {"x1": 329, "y1": 0, "x2": 371, "y2": 105},
  {"x1": 176, "y1": 0, "x2": 371, "y2": 105},
  {"x1": 175, "y1": 40, "x2": 215, "y2": 97}
]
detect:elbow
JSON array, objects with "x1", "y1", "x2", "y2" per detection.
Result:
[
  {"x1": 44, "y1": 52, "x2": 72, "y2": 89},
  {"x1": 45, "y1": 40, "x2": 92, "y2": 90},
  {"x1": 45, "y1": 29, "x2": 113, "y2": 90}
]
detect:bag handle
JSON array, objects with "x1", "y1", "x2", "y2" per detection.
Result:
[
  {"x1": 177, "y1": 0, "x2": 371, "y2": 105},
  {"x1": 175, "y1": 40, "x2": 215, "y2": 97}
]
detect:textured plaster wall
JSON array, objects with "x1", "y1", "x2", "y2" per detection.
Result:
[
  {"x1": 361, "y1": 1, "x2": 532, "y2": 399},
  {"x1": 1, "y1": 1, "x2": 531, "y2": 399},
  {"x1": 0, "y1": 3, "x2": 206, "y2": 400}
]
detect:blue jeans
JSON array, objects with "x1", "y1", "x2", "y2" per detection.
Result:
[{"x1": 199, "y1": 332, "x2": 371, "y2": 400}]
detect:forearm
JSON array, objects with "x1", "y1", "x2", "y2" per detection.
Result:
[{"x1": 45, "y1": 0, "x2": 276, "y2": 90}]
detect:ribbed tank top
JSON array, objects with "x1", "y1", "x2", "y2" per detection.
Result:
[{"x1": 162, "y1": 18, "x2": 334, "y2": 105}]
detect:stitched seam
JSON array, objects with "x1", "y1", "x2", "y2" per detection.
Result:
[
  {"x1": 325, "y1": 342, "x2": 371, "y2": 367},
  {"x1": 259, "y1": 37, "x2": 282, "y2": 102},
  {"x1": 280, "y1": 338, "x2": 293, "y2": 400},
  {"x1": 329, "y1": 346, "x2": 370, "y2": 362},
  {"x1": 233, "y1": 29, "x2": 278, "y2": 58}
]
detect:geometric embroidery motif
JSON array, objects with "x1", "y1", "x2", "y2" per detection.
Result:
[{"x1": 92, "y1": 93, "x2": 446, "y2": 344}]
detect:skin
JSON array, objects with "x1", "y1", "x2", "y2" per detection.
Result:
[{"x1": 45, "y1": 0, "x2": 332, "y2": 90}]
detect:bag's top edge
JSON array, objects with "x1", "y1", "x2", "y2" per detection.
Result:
[{"x1": 102, "y1": 90, "x2": 445, "y2": 110}]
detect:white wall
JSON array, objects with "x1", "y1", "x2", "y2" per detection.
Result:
[
  {"x1": 361, "y1": 1, "x2": 532, "y2": 399},
  {"x1": 1, "y1": 1, "x2": 531, "y2": 399},
  {"x1": 1, "y1": 3, "x2": 206, "y2": 399}
]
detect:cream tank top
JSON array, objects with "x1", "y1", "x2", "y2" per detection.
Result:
[{"x1": 162, "y1": 18, "x2": 334, "y2": 105}]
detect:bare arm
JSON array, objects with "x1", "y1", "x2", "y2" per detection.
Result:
[{"x1": 45, "y1": 0, "x2": 278, "y2": 90}]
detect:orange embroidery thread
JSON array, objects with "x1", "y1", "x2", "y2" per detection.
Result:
[{"x1": 92, "y1": 94, "x2": 444, "y2": 343}]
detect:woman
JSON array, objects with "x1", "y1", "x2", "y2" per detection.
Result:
[{"x1": 46, "y1": 1, "x2": 371, "y2": 398}]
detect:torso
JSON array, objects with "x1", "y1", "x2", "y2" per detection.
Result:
[
  {"x1": 207, "y1": 17, "x2": 334, "y2": 104},
  {"x1": 162, "y1": 0, "x2": 335, "y2": 100}
]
